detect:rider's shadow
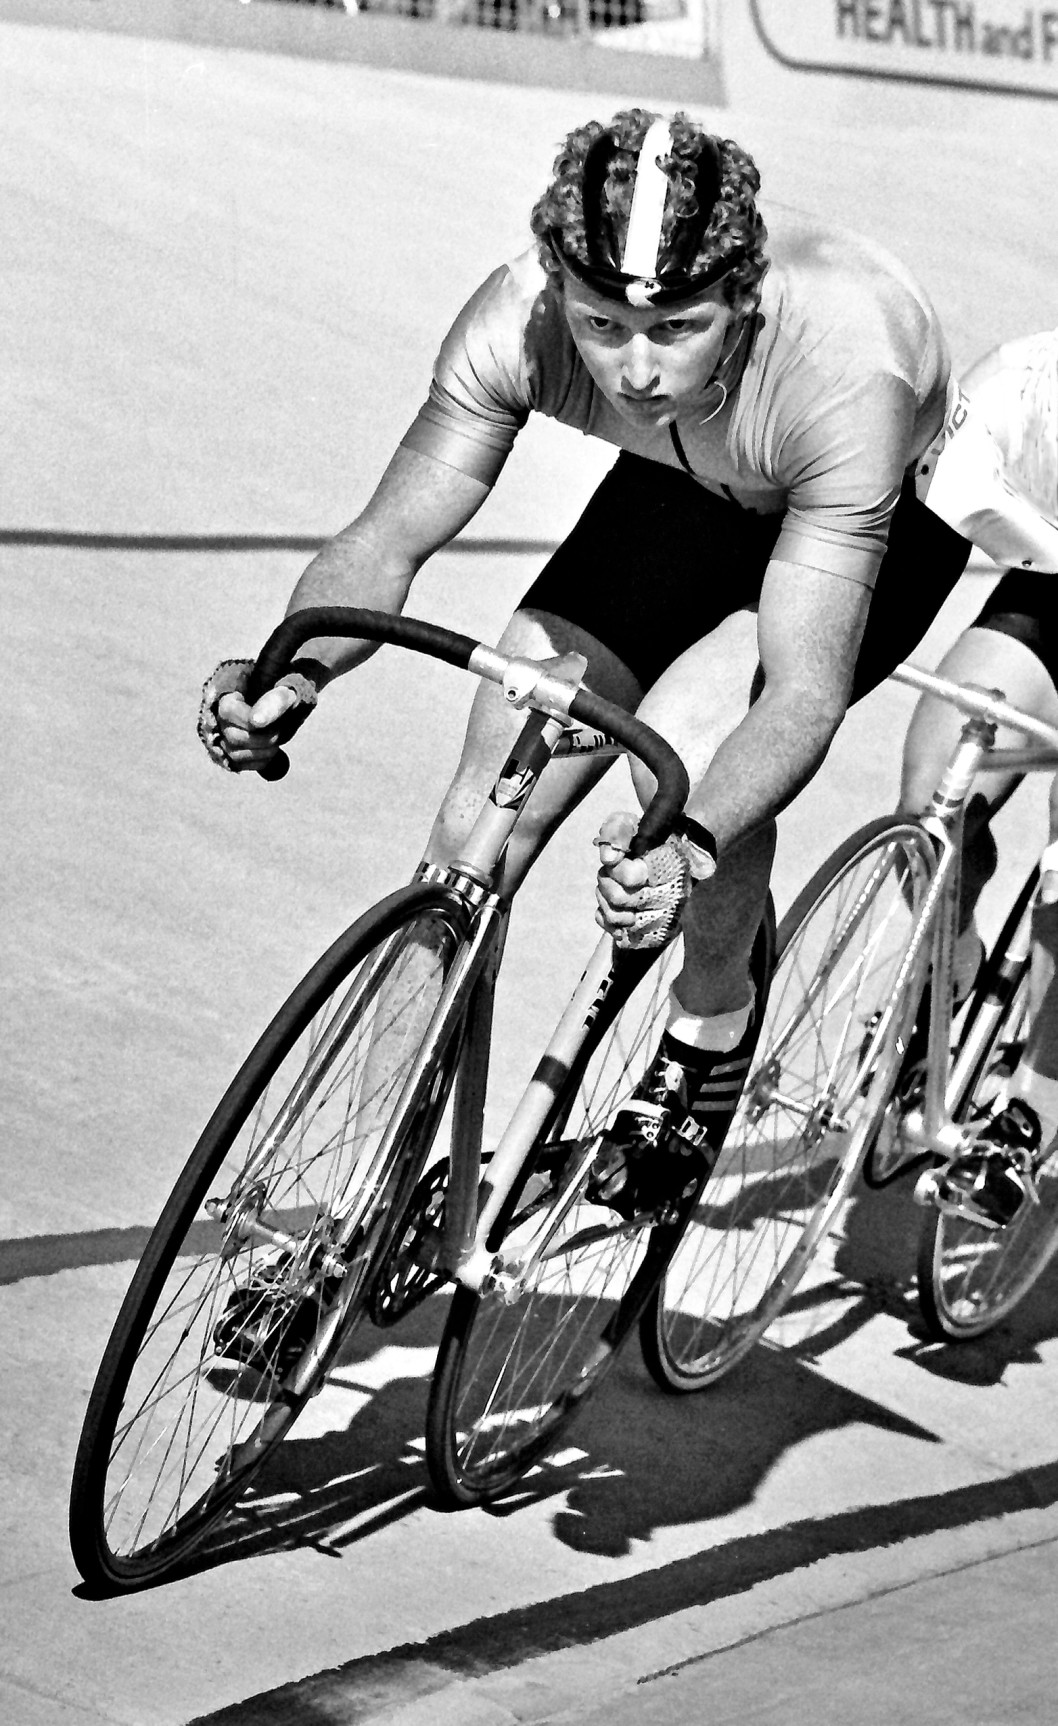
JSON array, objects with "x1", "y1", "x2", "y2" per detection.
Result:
[
  {"x1": 779, "y1": 1168, "x2": 1058, "y2": 1388},
  {"x1": 187, "y1": 1173, "x2": 1058, "y2": 1580},
  {"x1": 517, "y1": 1336, "x2": 940, "y2": 1560},
  {"x1": 192, "y1": 1285, "x2": 936, "y2": 1575},
  {"x1": 192, "y1": 1299, "x2": 450, "y2": 1573}
]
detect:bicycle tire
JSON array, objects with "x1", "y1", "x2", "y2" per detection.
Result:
[
  {"x1": 425, "y1": 939, "x2": 682, "y2": 1506},
  {"x1": 916, "y1": 951, "x2": 1057, "y2": 1340},
  {"x1": 70, "y1": 883, "x2": 473, "y2": 1591},
  {"x1": 639, "y1": 817, "x2": 936, "y2": 1392},
  {"x1": 425, "y1": 917, "x2": 772, "y2": 1507}
]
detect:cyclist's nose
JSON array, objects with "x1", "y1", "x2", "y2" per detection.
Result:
[{"x1": 621, "y1": 336, "x2": 660, "y2": 396}]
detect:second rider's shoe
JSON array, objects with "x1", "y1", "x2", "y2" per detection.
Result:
[
  {"x1": 587, "y1": 1024, "x2": 756, "y2": 1222},
  {"x1": 933, "y1": 1098, "x2": 1044, "y2": 1231}
]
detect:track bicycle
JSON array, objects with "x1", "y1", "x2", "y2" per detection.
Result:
[
  {"x1": 69, "y1": 605, "x2": 773, "y2": 1590},
  {"x1": 640, "y1": 663, "x2": 1058, "y2": 1390}
]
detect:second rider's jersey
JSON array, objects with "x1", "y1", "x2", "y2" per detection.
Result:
[
  {"x1": 401, "y1": 204, "x2": 951, "y2": 590},
  {"x1": 967, "y1": 329, "x2": 1058, "y2": 529}
]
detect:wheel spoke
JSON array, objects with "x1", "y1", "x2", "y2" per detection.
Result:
[
  {"x1": 427, "y1": 942, "x2": 680, "y2": 1503},
  {"x1": 647, "y1": 823, "x2": 934, "y2": 1390},
  {"x1": 922, "y1": 965, "x2": 1058, "y2": 1336},
  {"x1": 72, "y1": 895, "x2": 467, "y2": 1587}
]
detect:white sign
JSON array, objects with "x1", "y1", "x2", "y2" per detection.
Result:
[{"x1": 750, "y1": 0, "x2": 1058, "y2": 96}]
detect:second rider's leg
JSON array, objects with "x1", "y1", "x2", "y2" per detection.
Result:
[{"x1": 902, "y1": 607, "x2": 1058, "y2": 1224}]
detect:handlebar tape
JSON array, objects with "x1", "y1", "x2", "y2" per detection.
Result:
[{"x1": 248, "y1": 607, "x2": 690, "y2": 847}]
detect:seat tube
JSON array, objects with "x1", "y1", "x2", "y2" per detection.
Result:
[
  {"x1": 919, "y1": 715, "x2": 990, "y2": 1137},
  {"x1": 921, "y1": 826, "x2": 962, "y2": 1136}
]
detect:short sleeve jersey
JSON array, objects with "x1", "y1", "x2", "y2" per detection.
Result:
[
  {"x1": 401, "y1": 205, "x2": 951, "y2": 590},
  {"x1": 966, "y1": 329, "x2": 1058, "y2": 529}
]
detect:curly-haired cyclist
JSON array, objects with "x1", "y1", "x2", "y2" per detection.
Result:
[
  {"x1": 201, "y1": 108, "x2": 984, "y2": 1219},
  {"x1": 901, "y1": 327, "x2": 1058, "y2": 1229}
]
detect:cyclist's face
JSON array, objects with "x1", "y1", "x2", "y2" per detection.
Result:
[{"x1": 562, "y1": 278, "x2": 738, "y2": 428}]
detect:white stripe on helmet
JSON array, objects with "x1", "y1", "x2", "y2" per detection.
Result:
[{"x1": 620, "y1": 119, "x2": 672, "y2": 281}]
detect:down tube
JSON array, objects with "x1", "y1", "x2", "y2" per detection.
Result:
[{"x1": 461, "y1": 938, "x2": 620, "y2": 1287}]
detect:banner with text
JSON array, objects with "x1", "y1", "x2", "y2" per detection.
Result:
[{"x1": 750, "y1": 0, "x2": 1058, "y2": 95}]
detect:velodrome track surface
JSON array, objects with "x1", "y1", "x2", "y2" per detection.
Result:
[{"x1": 4, "y1": 18, "x2": 1058, "y2": 1723}]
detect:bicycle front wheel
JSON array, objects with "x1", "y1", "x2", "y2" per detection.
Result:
[
  {"x1": 70, "y1": 884, "x2": 471, "y2": 1591},
  {"x1": 917, "y1": 954, "x2": 1058, "y2": 1339},
  {"x1": 641, "y1": 818, "x2": 936, "y2": 1392},
  {"x1": 425, "y1": 939, "x2": 685, "y2": 1506}
]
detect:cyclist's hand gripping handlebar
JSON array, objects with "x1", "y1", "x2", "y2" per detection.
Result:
[{"x1": 246, "y1": 606, "x2": 691, "y2": 856}]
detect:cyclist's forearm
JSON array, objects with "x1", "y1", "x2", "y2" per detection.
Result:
[
  {"x1": 271, "y1": 445, "x2": 491, "y2": 688},
  {"x1": 282, "y1": 528, "x2": 417, "y2": 685},
  {"x1": 685, "y1": 685, "x2": 843, "y2": 855}
]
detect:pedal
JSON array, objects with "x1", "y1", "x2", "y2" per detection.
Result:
[{"x1": 913, "y1": 1165, "x2": 942, "y2": 1208}]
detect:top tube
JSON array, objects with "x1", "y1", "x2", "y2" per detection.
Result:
[
  {"x1": 248, "y1": 605, "x2": 690, "y2": 854},
  {"x1": 893, "y1": 662, "x2": 1058, "y2": 769}
]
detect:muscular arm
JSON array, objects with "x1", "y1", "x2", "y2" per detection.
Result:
[
  {"x1": 685, "y1": 557, "x2": 872, "y2": 852},
  {"x1": 210, "y1": 443, "x2": 491, "y2": 768},
  {"x1": 284, "y1": 443, "x2": 492, "y2": 686}
]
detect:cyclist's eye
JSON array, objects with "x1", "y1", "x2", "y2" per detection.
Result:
[{"x1": 588, "y1": 315, "x2": 615, "y2": 333}]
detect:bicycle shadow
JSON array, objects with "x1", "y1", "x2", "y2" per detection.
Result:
[
  {"x1": 166, "y1": 1159, "x2": 1058, "y2": 1585},
  {"x1": 764, "y1": 1165, "x2": 1058, "y2": 1389},
  {"x1": 180, "y1": 1273, "x2": 939, "y2": 1579},
  {"x1": 186, "y1": 1298, "x2": 452, "y2": 1576}
]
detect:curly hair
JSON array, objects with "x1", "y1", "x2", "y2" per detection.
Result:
[{"x1": 530, "y1": 108, "x2": 768, "y2": 308}]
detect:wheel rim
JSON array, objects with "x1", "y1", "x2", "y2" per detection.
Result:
[
  {"x1": 926, "y1": 981, "x2": 1058, "y2": 1335},
  {"x1": 656, "y1": 830, "x2": 933, "y2": 1382},
  {"x1": 83, "y1": 909, "x2": 461, "y2": 1578}
]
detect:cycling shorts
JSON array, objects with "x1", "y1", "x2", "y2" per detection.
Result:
[
  {"x1": 973, "y1": 569, "x2": 1058, "y2": 690},
  {"x1": 520, "y1": 453, "x2": 970, "y2": 701}
]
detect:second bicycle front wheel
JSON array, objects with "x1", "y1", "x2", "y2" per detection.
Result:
[
  {"x1": 640, "y1": 817, "x2": 936, "y2": 1391},
  {"x1": 70, "y1": 883, "x2": 472, "y2": 1591}
]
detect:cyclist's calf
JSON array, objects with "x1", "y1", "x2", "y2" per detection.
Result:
[{"x1": 676, "y1": 824, "x2": 775, "y2": 1017}]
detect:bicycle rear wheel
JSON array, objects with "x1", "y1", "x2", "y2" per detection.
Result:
[
  {"x1": 640, "y1": 818, "x2": 936, "y2": 1392},
  {"x1": 917, "y1": 951, "x2": 1058, "y2": 1340},
  {"x1": 70, "y1": 884, "x2": 471, "y2": 1590},
  {"x1": 426, "y1": 939, "x2": 684, "y2": 1506}
]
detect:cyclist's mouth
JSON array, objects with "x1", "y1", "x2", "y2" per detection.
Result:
[{"x1": 619, "y1": 394, "x2": 671, "y2": 420}]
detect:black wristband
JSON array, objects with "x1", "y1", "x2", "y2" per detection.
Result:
[
  {"x1": 285, "y1": 656, "x2": 331, "y2": 692},
  {"x1": 676, "y1": 816, "x2": 718, "y2": 865}
]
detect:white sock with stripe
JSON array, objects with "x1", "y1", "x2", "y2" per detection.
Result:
[{"x1": 665, "y1": 988, "x2": 754, "y2": 1054}]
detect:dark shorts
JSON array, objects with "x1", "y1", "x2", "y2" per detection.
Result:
[
  {"x1": 520, "y1": 452, "x2": 971, "y2": 702},
  {"x1": 973, "y1": 568, "x2": 1058, "y2": 689}
]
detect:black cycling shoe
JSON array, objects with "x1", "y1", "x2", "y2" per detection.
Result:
[
  {"x1": 586, "y1": 1025, "x2": 755, "y2": 1223},
  {"x1": 934, "y1": 1098, "x2": 1044, "y2": 1230}
]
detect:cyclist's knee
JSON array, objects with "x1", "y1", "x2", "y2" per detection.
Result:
[
  {"x1": 426, "y1": 780, "x2": 483, "y2": 865},
  {"x1": 426, "y1": 776, "x2": 550, "y2": 879}
]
